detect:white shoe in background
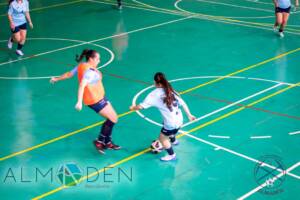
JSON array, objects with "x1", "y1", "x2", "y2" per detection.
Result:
[
  {"x1": 7, "y1": 37, "x2": 13, "y2": 49},
  {"x1": 16, "y1": 49, "x2": 24, "y2": 56}
]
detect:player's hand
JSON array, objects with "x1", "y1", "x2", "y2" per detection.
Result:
[
  {"x1": 130, "y1": 105, "x2": 135, "y2": 111},
  {"x1": 188, "y1": 114, "x2": 196, "y2": 121},
  {"x1": 10, "y1": 23, "x2": 15, "y2": 31},
  {"x1": 50, "y1": 77, "x2": 58, "y2": 84},
  {"x1": 75, "y1": 101, "x2": 82, "y2": 111},
  {"x1": 29, "y1": 22, "x2": 33, "y2": 29}
]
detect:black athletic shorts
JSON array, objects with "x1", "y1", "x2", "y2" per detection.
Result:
[
  {"x1": 11, "y1": 23, "x2": 27, "y2": 33},
  {"x1": 161, "y1": 127, "x2": 180, "y2": 136},
  {"x1": 88, "y1": 97, "x2": 109, "y2": 113},
  {"x1": 275, "y1": 6, "x2": 291, "y2": 13}
]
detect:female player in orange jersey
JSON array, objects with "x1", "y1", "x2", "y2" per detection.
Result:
[{"x1": 51, "y1": 49, "x2": 120, "y2": 154}]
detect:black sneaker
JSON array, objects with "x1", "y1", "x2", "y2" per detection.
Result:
[
  {"x1": 93, "y1": 140, "x2": 105, "y2": 154},
  {"x1": 106, "y1": 142, "x2": 121, "y2": 150}
]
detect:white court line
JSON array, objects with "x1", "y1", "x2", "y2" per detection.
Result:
[
  {"x1": 133, "y1": 77, "x2": 295, "y2": 130},
  {"x1": 237, "y1": 162, "x2": 300, "y2": 199},
  {"x1": 0, "y1": 37, "x2": 114, "y2": 79},
  {"x1": 132, "y1": 77, "x2": 300, "y2": 180},
  {"x1": 181, "y1": 83, "x2": 282, "y2": 127},
  {"x1": 289, "y1": 131, "x2": 300, "y2": 135},
  {"x1": 132, "y1": 0, "x2": 156, "y2": 8},
  {"x1": 93, "y1": 0, "x2": 300, "y2": 32},
  {"x1": 196, "y1": 0, "x2": 273, "y2": 13},
  {"x1": 245, "y1": 0, "x2": 273, "y2": 5},
  {"x1": 0, "y1": 12, "x2": 197, "y2": 67},
  {"x1": 133, "y1": 80, "x2": 283, "y2": 129},
  {"x1": 250, "y1": 136, "x2": 272, "y2": 139},
  {"x1": 248, "y1": 77, "x2": 293, "y2": 86},
  {"x1": 208, "y1": 134, "x2": 230, "y2": 139},
  {"x1": 184, "y1": 133, "x2": 300, "y2": 180},
  {"x1": 175, "y1": 0, "x2": 300, "y2": 21}
]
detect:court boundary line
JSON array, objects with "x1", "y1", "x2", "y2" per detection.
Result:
[
  {"x1": 0, "y1": 3, "x2": 298, "y2": 160},
  {"x1": 31, "y1": 81, "x2": 300, "y2": 200},
  {"x1": 0, "y1": 75, "x2": 297, "y2": 162},
  {"x1": 0, "y1": 0, "x2": 84, "y2": 17},
  {"x1": 131, "y1": 0, "x2": 300, "y2": 30},
  {"x1": 134, "y1": 81, "x2": 300, "y2": 177},
  {"x1": 289, "y1": 131, "x2": 300, "y2": 135},
  {"x1": 185, "y1": 133, "x2": 300, "y2": 181},
  {"x1": 250, "y1": 135, "x2": 272, "y2": 139},
  {"x1": 237, "y1": 162, "x2": 300, "y2": 199},
  {"x1": 0, "y1": 0, "x2": 299, "y2": 72},
  {"x1": 1, "y1": 45, "x2": 299, "y2": 161},
  {"x1": 195, "y1": 0, "x2": 274, "y2": 13},
  {"x1": 0, "y1": 37, "x2": 114, "y2": 79},
  {"x1": 173, "y1": 0, "x2": 300, "y2": 31},
  {"x1": 89, "y1": 0, "x2": 300, "y2": 32},
  {"x1": 208, "y1": 134, "x2": 230, "y2": 139},
  {"x1": 0, "y1": 14, "x2": 197, "y2": 67},
  {"x1": 0, "y1": 0, "x2": 299, "y2": 163},
  {"x1": 133, "y1": 79, "x2": 283, "y2": 128}
]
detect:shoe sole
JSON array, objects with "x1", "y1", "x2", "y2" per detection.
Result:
[
  {"x1": 160, "y1": 157, "x2": 177, "y2": 162},
  {"x1": 16, "y1": 52, "x2": 24, "y2": 56},
  {"x1": 106, "y1": 146, "x2": 121, "y2": 150},
  {"x1": 93, "y1": 141, "x2": 105, "y2": 154}
]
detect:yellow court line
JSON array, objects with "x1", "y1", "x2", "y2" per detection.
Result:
[
  {"x1": 0, "y1": 0, "x2": 83, "y2": 17},
  {"x1": 104, "y1": 0, "x2": 150, "y2": 8},
  {"x1": 32, "y1": 148, "x2": 151, "y2": 200},
  {"x1": 0, "y1": 110, "x2": 133, "y2": 162},
  {"x1": 111, "y1": 0, "x2": 300, "y2": 33},
  {"x1": 1, "y1": 47, "x2": 299, "y2": 162},
  {"x1": 178, "y1": 82, "x2": 300, "y2": 137},
  {"x1": 32, "y1": 81, "x2": 300, "y2": 200},
  {"x1": 180, "y1": 47, "x2": 300, "y2": 94}
]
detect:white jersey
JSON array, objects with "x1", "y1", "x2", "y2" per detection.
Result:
[
  {"x1": 8, "y1": 0, "x2": 29, "y2": 26},
  {"x1": 277, "y1": 0, "x2": 291, "y2": 9},
  {"x1": 140, "y1": 88, "x2": 187, "y2": 130}
]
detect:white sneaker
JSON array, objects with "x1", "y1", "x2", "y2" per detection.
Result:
[
  {"x1": 172, "y1": 139, "x2": 179, "y2": 146},
  {"x1": 279, "y1": 32, "x2": 284, "y2": 38},
  {"x1": 7, "y1": 37, "x2": 13, "y2": 49},
  {"x1": 273, "y1": 26, "x2": 278, "y2": 33},
  {"x1": 160, "y1": 153, "x2": 176, "y2": 162},
  {"x1": 16, "y1": 49, "x2": 24, "y2": 56}
]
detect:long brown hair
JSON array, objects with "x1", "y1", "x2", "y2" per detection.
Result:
[
  {"x1": 75, "y1": 49, "x2": 98, "y2": 63},
  {"x1": 154, "y1": 72, "x2": 176, "y2": 111}
]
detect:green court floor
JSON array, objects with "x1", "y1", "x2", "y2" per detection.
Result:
[{"x1": 0, "y1": 0, "x2": 299, "y2": 199}]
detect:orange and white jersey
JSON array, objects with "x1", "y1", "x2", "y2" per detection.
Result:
[{"x1": 73, "y1": 63, "x2": 105, "y2": 105}]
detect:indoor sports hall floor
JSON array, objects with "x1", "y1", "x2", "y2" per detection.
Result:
[{"x1": 0, "y1": 0, "x2": 299, "y2": 199}]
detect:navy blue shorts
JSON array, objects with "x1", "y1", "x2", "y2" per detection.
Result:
[
  {"x1": 11, "y1": 23, "x2": 27, "y2": 33},
  {"x1": 88, "y1": 97, "x2": 109, "y2": 113},
  {"x1": 275, "y1": 6, "x2": 291, "y2": 13},
  {"x1": 161, "y1": 127, "x2": 180, "y2": 136}
]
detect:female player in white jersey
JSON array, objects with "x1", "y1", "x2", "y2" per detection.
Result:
[
  {"x1": 7, "y1": 0, "x2": 33, "y2": 56},
  {"x1": 273, "y1": 0, "x2": 299, "y2": 37},
  {"x1": 130, "y1": 72, "x2": 195, "y2": 161}
]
